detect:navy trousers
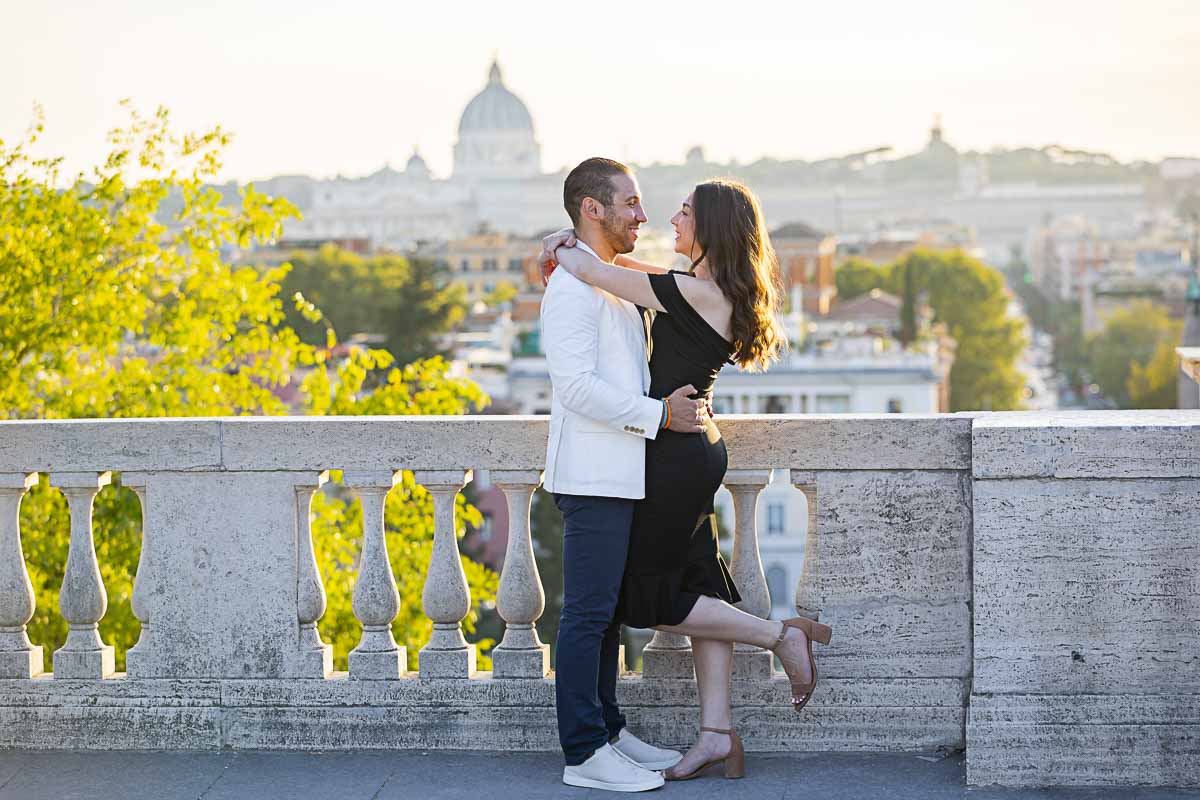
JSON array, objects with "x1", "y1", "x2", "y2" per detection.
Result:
[{"x1": 553, "y1": 493, "x2": 633, "y2": 766}]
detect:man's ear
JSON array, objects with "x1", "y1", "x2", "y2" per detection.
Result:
[{"x1": 582, "y1": 197, "x2": 601, "y2": 221}]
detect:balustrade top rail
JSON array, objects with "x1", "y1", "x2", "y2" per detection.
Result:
[
  {"x1": 3, "y1": 410, "x2": 1196, "y2": 475},
  {"x1": 0, "y1": 414, "x2": 977, "y2": 473}
]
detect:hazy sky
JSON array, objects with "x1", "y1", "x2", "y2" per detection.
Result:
[{"x1": 7, "y1": 0, "x2": 1199, "y2": 183}]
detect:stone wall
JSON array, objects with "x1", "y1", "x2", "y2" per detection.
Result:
[{"x1": 967, "y1": 411, "x2": 1200, "y2": 787}]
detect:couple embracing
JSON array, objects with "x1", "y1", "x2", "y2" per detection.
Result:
[{"x1": 539, "y1": 158, "x2": 834, "y2": 792}]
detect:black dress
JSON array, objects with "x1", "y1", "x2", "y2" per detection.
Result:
[{"x1": 616, "y1": 271, "x2": 742, "y2": 629}]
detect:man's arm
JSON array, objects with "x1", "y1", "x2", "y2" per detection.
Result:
[{"x1": 541, "y1": 276, "x2": 665, "y2": 439}]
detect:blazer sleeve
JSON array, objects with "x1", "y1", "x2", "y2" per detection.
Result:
[{"x1": 541, "y1": 276, "x2": 663, "y2": 440}]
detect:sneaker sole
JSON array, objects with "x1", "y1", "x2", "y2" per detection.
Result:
[
  {"x1": 625, "y1": 756, "x2": 681, "y2": 771},
  {"x1": 562, "y1": 773, "x2": 665, "y2": 792}
]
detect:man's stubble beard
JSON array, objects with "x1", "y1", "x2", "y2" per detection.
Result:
[{"x1": 600, "y1": 208, "x2": 635, "y2": 256}]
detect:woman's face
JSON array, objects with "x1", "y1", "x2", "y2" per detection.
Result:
[{"x1": 669, "y1": 192, "x2": 697, "y2": 258}]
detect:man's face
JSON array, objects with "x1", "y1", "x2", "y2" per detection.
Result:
[{"x1": 598, "y1": 173, "x2": 648, "y2": 255}]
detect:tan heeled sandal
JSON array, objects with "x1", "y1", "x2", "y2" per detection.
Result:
[
  {"x1": 771, "y1": 616, "x2": 833, "y2": 714},
  {"x1": 663, "y1": 727, "x2": 745, "y2": 781}
]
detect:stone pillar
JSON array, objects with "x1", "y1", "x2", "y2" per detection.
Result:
[
  {"x1": 346, "y1": 470, "x2": 405, "y2": 680},
  {"x1": 416, "y1": 470, "x2": 475, "y2": 679},
  {"x1": 725, "y1": 469, "x2": 773, "y2": 679},
  {"x1": 123, "y1": 470, "x2": 330, "y2": 679},
  {"x1": 0, "y1": 473, "x2": 43, "y2": 678},
  {"x1": 295, "y1": 471, "x2": 332, "y2": 678},
  {"x1": 791, "y1": 471, "x2": 821, "y2": 621},
  {"x1": 51, "y1": 471, "x2": 115, "y2": 679},
  {"x1": 490, "y1": 470, "x2": 549, "y2": 678}
]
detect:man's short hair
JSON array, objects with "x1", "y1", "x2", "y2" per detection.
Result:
[{"x1": 563, "y1": 157, "x2": 632, "y2": 227}]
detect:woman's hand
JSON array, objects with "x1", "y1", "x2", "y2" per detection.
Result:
[{"x1": 538, "y1": 227, "x2": 576, "y2": 286}]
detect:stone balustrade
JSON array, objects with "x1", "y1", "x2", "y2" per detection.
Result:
[{"x1": 0, "y1": 412, "x2": 1195, "y2": 788}]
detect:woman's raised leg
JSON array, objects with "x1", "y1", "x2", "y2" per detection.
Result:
[{"x1": 657, "y1": 595, "x2": 814, "y2": 690}]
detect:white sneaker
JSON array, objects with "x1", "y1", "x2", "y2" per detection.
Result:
[
  {"x1": 562, "y1": 743, "x2": 665, "y2": 792},
  {"x1": 611, "y1": 729, "x2": 683, "y2": 771}
]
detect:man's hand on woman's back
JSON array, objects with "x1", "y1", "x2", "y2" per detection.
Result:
[{"x1": 665, "y1": 384, "x2": 709, "y2": 433}]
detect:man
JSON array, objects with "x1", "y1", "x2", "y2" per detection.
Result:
[{"x1": 540, "y1": 157, "x2": 706, "y2": 792}]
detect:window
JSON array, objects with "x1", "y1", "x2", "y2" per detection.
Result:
[
  {"x1": 887, "y1": 398, "x2": 903, "y2": 413},
  {"x1": 766, "y1": 564, "x2": 789, "y2": 608},
  {"x1": 460, "y1": 258, "x2": 470, "y2": 273},
  {"x1": 508, "y1": 258, "x2": 523, "y2": 272},
  {"x1": 478, "y1": 514, "x2": 494, "y2": 543},
  {"x1": 712, "y1": 395, "x2": 734, "y2": 414},
  {"x1": 815, "y1": 394, "x2": 851, "y2": 413},
  {"x1": 483, "y1": 258, "x2": 499, "y2": 272},
  {"x1": 762, "y1": 395, "x2": 789, "y2": 414},
  {"x1": 767, "y1": 503, "x2": 785, "y2": 535}
]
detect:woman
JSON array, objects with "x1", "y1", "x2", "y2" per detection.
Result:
[{"x1": 541, "y1": 179, "x2": 833, "y2": 781}]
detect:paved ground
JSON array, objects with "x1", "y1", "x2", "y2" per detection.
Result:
[{"x1": 0, "y1": 750, "x2": 1194, "y2": 800}]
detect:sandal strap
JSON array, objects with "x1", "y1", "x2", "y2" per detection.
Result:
[
  {"x1": 768, "y1": 621, "x2": 787, "y2": 652},
  {"x1": 700, "y1": 726, "x2": 734, "y2": 734}
]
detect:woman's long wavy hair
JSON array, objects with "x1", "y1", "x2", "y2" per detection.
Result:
[{"x1": 689, "y1": 179, "x2": 786, "y2": 372}]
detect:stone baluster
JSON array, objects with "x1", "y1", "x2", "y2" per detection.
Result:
[
  {"x1": 121, "y1": 472, "x2": 153, "y2": 674},
  {"x1": 641, "y1": 629, "x2": 692, "y2": 678},
  {"x1": 724, "y1": 469, "x2": 773, "y2": 679},
  {"x1": 51, "y1": 471, "x2": 115, "y2": 678},
  {"x1": 490, "y1": 471, "x2": 550, "y2": 678},
  {"x1": 345, "y1": 471, "x2": 404, "y2": 680},
  {"x1": 415, "y1": 470, "x2": 475, "y2": 679},
  {"x1": 0, "y1": 473, "x2": 42, "y2": 678},
  {"x1": 296, "y1": 471, "x2": 332, "y2": 677},
  {"x1": 791, "y1": 471, "x2": 821, "y2": 621}
]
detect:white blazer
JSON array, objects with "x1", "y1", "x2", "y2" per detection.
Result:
[{"x1": 540, "y1": 243, "x2": 663, "y2": 499}]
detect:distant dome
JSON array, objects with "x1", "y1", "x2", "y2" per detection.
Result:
[
  {"x1": 406, "y1": 148, "x2": 430, "y2": 178},
  {"x1": 453, "y1": 57, "x2": 541, "y2": 181},
  {"x1": 458, "y1": 59, "x2": 534, "y2": 135}
]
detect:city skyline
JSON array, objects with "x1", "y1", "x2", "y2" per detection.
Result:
[{"x1": 7, "y1": 0, "x2": 1200, "y2": 183}]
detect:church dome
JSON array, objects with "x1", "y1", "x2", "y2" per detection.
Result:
[
  {"x1": 458, "y1": 60, "x2": 534, "y2": 135},
  {"x1": 405, "y1": 148, "x2": 430, "y2": 178}
]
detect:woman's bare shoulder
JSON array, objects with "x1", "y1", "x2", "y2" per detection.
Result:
[{"x1": 673, "y1": 271, "x2": 731, "y2": 313}]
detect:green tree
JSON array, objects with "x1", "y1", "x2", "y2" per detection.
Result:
[
  {"x1": 483, "y1": 280, "x2": 520, "y2": 308},
  {"x1": 279, "y1": 245, "x2": 467, "y2": 367},
  {"x1": 833, "y1": 257, "x2": 885, "y2": 301},
  {"x1": 890, "y1": 249, "x2": 1027, "y2": 410},
  {"x1": 898, "y1": 258, "x2": 918, "y2": 346},
  {"x1": 1087, "y1": 301, "x2": 1181, "y2": 408},
  {"x1": 1127, "y1": 338, "x2": 1181, "y2": 409},
  {"x1": 1, "y1": 104, "x2": 496, "y2": 672}
]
